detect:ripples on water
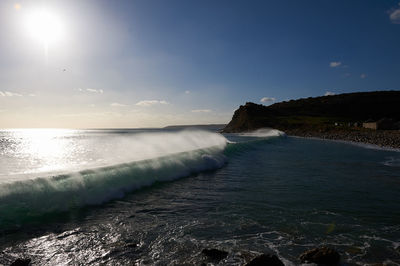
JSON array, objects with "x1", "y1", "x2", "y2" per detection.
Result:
[{"x1": 1, "y1": 129, "x2": 400, "y2": 265}]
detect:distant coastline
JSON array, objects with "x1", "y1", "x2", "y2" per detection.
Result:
[{"x1": 164, "y1": 124, "x2": 226, "y2": 131}]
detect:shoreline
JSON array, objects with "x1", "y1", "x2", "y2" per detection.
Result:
[
  {"x1": 283, "y1": 128, "x2": 400, "y2": 150},
  {"x1": 288, "y1": 135, "x2": 400, "y2": 152}
]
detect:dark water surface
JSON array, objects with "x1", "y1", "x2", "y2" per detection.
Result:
[{"x1": 1, "y1": 129, "x2": 400, "y2": 265}]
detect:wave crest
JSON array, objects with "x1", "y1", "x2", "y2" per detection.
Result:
[
  {"x1": 236, "y1": 128, "x2": 286, "y2": 138},
  {"x1": 0, "y1": 130, "x2": 227, "y2": 228}
]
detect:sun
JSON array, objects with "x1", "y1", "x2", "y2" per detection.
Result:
[{"x1": 25, "y1": 8, "x2": 65, "y2": 46}]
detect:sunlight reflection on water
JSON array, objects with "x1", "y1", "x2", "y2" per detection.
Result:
[
  {"x1": 0, "y1": 128, "x2": 227, "y2": 182},
  {"x1": 1, "y1": 129, "x2": 82, "y2": 177}
]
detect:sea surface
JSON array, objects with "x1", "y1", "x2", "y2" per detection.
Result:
[{"x1": 0, "y1": 128, "x2": 399, "y2": 265}]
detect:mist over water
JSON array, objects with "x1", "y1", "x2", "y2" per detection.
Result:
[
  {"x1": 0, "y1": 129, "x2": 227, "y2": 226},
  {"x1": 0, "y1": 129, "x2": 227, "y2": 179},
  {"x1": 236, "y1": 128, "x2": 286, "y2": 138},
  {"x1": 1, "y1": 128, "x2": 400, "y2": 265}
]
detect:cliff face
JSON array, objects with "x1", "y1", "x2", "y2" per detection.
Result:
[
  {"x1": 223, "y1": 102, "x2": 276, "y2": 132},
  {"x1": 223, "y1": 91, "x2": 400, "y2": 133}
]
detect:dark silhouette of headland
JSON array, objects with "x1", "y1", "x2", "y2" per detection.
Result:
[{"x1": 223, "y1": 91, "x2": 400, "y2": 148}]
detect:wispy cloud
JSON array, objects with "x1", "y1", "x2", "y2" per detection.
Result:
[
  {"x1": 329, "y1": 62, "x2": 342, "y2": 68},
  {"x1": 185, "y1": 90, "x2": 190, "y2": 94},
  {"x1": 260, "y1": 97, "x2": 276, "y2": 103},
  {"x1": 77, "y1": 88, "x2": 104, "y2": 94},
  {"x1": 325, "y1": 91, "x2": 336, "y2": 96},
  {"x1": 191, "y1": 109, "x2": 212, "y2": 113},
  {"x1": 87, "y1": 88, "x2": 103, "y2": 94},
  {"x1": 0, "y1": 91, "x2": 22, "y2": 97},
  {"x1": 389, "y1": 3, "x2": 400, "y2": 24},
  {"x1": 136, "y1": 100, "x2": 169, "y2": 107},
  {"x1": 360, "y1": 73, "x2": 367, "y2": 79},
  {"x1": 110, "y1": 102, "x2": 128, "y2": 107},
  {"x1": 56, "y1": 111, "x2": 123, "y2": 118}
]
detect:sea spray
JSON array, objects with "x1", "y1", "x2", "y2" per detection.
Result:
[
  {"x1": 1, "y1": 130, "x2": 400, "y2": 265},
  {"x1": 236, "y1": 128, "x2": 286, "y2": 138},
  {"x1": 0, "y1": 128, "x2": 287, "y2": 228},
  {"x1": 0, "y1": 130, "x2": 227, "y2": 227},
  {"x1": 223, "y1": 128, "x2": 286, "y2": 156},
  {"x1": 0, "y1": 129, "x2": 227, "y2": 179}
]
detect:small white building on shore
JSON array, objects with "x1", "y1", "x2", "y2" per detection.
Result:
[{"x1": 363, "y1": 118, "x2": 396, "y2": 130}]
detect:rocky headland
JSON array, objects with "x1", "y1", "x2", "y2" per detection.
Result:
[{"x1": 223, "y1": 91, "x2": 400, "y2": 149}]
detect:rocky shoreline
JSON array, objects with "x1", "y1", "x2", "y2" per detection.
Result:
[{"x1": 283, "y1": 128, "x2": 400, "y2": 149}]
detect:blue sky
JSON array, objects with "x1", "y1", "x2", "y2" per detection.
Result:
[{"x1": 0, "y1": 0, "x2": 399, "y2": 128}]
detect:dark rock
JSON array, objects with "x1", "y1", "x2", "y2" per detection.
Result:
[
  {"x1": 245, "y1": 254, "x2": 284, "y2": 266},
  {"x1": 299, "y1": 247, "x2": 340, "y2": 265},
  {"x1": 125, "y1": 242, "x2": 139, "y2": 248},
  {"x1": 201, "y1": 248, "x2": 228, "y2": 262},
  {"x1": 395, "y1": 246, "x2": 400, "y2": 254},
  {"x1": 10, "y1": 258, "x2": 31, "y2": 266}
]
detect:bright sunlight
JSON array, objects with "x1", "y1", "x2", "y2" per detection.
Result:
[{"x1": 25, "y1": 8, "x2": 65, "y2": 47}]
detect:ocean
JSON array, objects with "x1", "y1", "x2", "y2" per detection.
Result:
[{"x1": 0, "y1": 128, "x2": 399, "y2": 265}]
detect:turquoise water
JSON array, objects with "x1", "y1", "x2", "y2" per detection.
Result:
[{"x1": 0, "y1": 129, "x2": 399, "y2": 265}]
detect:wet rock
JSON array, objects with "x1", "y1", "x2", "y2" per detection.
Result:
[
  {"x1": 10, "y1": 258, "x2": 31, "y2": 266},
  {"x1": 299, "y1": 247, "x2": 340, "y2": 265},
  {"x1": 245, "y1": 254, "x2": 284, "y2": 266},
  {"x1": 345, "y1": 246, "x2": 362, "y2": 255},
  {"x1": 201, "y1": 248, "x2": 228, "y2": 262},
  {"x1": 238, "y1": 250, "x2": 254, "y2": 262},
  {"x1": 125, "y1": 242, "x2": 139, "y2": 248}
]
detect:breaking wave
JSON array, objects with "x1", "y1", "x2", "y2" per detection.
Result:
[
  {"x1": 0, "y1": 129, "x2": 287, "y2": 228},
  {"x1": 236, "y1": 128, "x2": 286, "y2": 138},
  {"x1": 0, "y1": 130, "x2": 227, "y2": 228}
]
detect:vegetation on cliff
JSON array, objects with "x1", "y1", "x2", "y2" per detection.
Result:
[{"x1": 223, "y1": 91, "x2": 400, "y2": 133}]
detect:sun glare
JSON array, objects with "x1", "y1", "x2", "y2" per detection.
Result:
[{"x1": 25, "y1": 8, "x2": 65, "y2": 46}]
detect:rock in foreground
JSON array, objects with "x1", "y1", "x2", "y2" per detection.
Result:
[
  {"x1": 246, "y1": 254, "x2": 284, "y2": 266},
  {"x1": 10, "y1": 258, "x2": 31, "y2": 266},
  {"x1": 201, "y1": 248, "x2": 228, "y2": 262},
  {"x1": 299, "y1": 247, "x2": 340, "y2": 265}
]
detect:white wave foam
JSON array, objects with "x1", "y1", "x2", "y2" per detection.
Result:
[
  {"x1": 0, "y1": 130, "x2": 227, "y2": 181},
  {"x1": 382, "y1": 157, "x2": 400, "y2": 167},
  {"x1": 236, "y1": 128, "x2": 286, "y2": 138},
  {"x1": 0, "y1": 130, "x2": 227, "y2": 225},
  {"x1": 345, "y1": 141, "x2": 400, "y2": 153}
]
